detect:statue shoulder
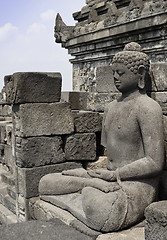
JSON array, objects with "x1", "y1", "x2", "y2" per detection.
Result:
[
  {"x1": 137, "y1": 94, "x2": 162, "y2": 116},
  {"x1": 104, "y1": 100, "x2": 117, "y2": 112}
]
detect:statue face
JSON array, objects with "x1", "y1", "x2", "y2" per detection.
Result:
[{"x1": 112, "y1": 63, "x2": 140, "y2": 93}]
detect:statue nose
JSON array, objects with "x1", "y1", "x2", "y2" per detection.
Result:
[{"x1": 113, "y1": 72, "x2": 119, "y2": 79}]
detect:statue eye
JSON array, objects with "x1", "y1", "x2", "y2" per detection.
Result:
[{"x1": 117, "y1": 71, "x2": 124, "y2": 76}]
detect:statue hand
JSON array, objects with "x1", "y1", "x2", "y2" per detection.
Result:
[
  {"x1": 62, "y1": 168, "x2": 91, "y2": 178},
  {"x1": 87, "y1": 169, "x2": 116, "y2": 181}
]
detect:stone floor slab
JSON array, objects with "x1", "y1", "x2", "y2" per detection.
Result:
[
  {"x1": 0, "y1": 220, "x2": 94, "y2": 240},
  {"x1": 96, "y1": 227, "x2": 144, "y2": 240}
]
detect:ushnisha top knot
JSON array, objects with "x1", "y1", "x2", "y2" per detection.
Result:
[
  {"x1": 123, "y1": 42, "x2": 142, "y2": 52},
  {"x1": 112, "y1": 42, "x2": 150, "y2": 74}
]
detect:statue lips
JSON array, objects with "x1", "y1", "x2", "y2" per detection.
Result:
[{"x1": 114, "y1": 79, "x2": 121, "y2": 88}]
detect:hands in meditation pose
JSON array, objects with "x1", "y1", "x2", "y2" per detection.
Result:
[{"x1": 39, "y1": 42, "x2": 164, "y2": 232}]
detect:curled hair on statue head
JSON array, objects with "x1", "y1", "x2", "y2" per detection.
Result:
[{"x1": 112, "y1": 42, "x2": 150, "y2": 74}]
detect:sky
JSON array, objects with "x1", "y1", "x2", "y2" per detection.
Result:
[{"x1": 0, "y1": 0, "x2": 86, "y2": 91}]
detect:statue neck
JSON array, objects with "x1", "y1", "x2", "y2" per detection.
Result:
[{"x1": 119, "y1": 89, "x2": 145, "y2": 102}]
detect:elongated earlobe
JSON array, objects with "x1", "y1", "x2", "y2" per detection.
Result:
[{"x1": 138, "y1": 65, "x2": 146, "y2": 90}]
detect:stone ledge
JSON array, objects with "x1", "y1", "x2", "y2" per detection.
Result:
[{"x1": 96, "y1": 227, "x2": 144, "y2": 240}]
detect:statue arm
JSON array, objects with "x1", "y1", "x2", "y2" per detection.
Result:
[
  {"x1": 119, "y1": 102, "x2": 164, "y2": 180},
  {"x1": 101, "y1": 105, "x2": 109, "y2": 148}
]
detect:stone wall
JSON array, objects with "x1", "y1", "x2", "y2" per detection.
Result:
[{"x1": 0, "y1": 72, "x2": 106, "y2": 223}]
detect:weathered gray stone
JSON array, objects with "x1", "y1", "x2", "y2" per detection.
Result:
[
  {"x1": 164, "y1": 141, "x2": 167, "y2": 170},
  {"x1": 4, "y1": 145, "x2": 13, "y2": 171},
  {"x1": 0, "y1": 203, "x2": 17, "y2": 224},
  {"x1": 163, "y1": 115, "x2": 167, "y2": 141},
  {"x1": 3, "y1": 195, "x2": 16, "y2": 214},
  {"x1": 16, "y1": 194, "x2": 33, "y2": 221},
  {"x1": 151, "y1": 92, "x2": 167, "y2": 114},
  {"x1": 73, "y1": 111, "x2": 102, "y2": 133},
  {"x1": 5, "y1": 72, "x2": 62, "y2": 104},
  {"x1": 96, "y1": 66, "x2": 119, "y2": 93},
  {"x1": 61, "y1": 91, "x2": 88, "y2": 110},
  {"x1": 5, "y1": 123, "x2": 12, "y2": 146},
  {"x1": 16, "y1": 162, "x2": 82, "y2": 198},
  {"x1": 0, "y1": 104, "x2": 12, "y2": 117},
  {"x1": 86, "y1": 92, "x2": 120, "y2": 112},
  {"x1": 61, "y1": 91, "x2": 120, "y2": 112},
  {"x1": 151, "y1": 63, "x2": 167, "y2": 91},
  {"x1": 159, "y1": 170, "x2": 167, "y2": 200},
  {"x1": 65, "y1": 133, "x2": 96, "y2": 161},
  {"x1": 145, "y1": 201, "x2": 167, "y2": 240},
  {"x1": 13, "y1": 102, "x2": 74, "y2": 137},
  {"x1": 0, "y1": 124, "x2": 6, "y2": 144},
  {"x1": 30, "y1": 199, "x2": 100, "y2": 238},
  {"x1": 15, "y1": 136, "x2": 65, "y2": 168},
  {"x1": 0, "y1": 219, "x2": 93, "y2": 240},
  {"x1": 1, "y1": 172, "x2": 15, "y2": 187},
  {"x1": 0, "y1": 120, "x2": 12, "y2": 144},
  {"x1": 86, "y1": 156, "x2": 107, "y2": 170},
  {"x1": 0, "y1": 144, "x2": 4, "y2": 163},
  {"x1": 97, "y1": 227, "x2": 144, "y2": 240}
]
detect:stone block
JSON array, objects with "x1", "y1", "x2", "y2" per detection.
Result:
[
  {"x1": 5, "y1": 123, "x2": 13, "y2": 146},
  {"x1": 3, "y1": 195, "x2": 16, "y2": 214},
  {"x1": 96, "y1": 66, "x2": 119, "y2": 93},
  {"x1": 0, "y1": 120, "x2": 12, "y2": 144},
  {"x1": 3, "y1": 145, "x2": 14, "y2": 173},
  {"x1": 163, "y1": 115, "x2": 167, "y2": 141},
  {"x1": 0, "y1": 124, "x2": 6, "y2": 144},
  {"x1": 15, "y1": 136, "x2": 65, "y2": 168},
  {"x1": 97, "y1": 227, "x2": 144, "y2": 240},
  {"x1": 164, "y1": 141, "x2": 167, "y2": 170},
  {"x1": 16, "y1": 162, "x2": 82, "y2": 198},
  {"x1": 13, "y1": 102, "x2": 74, "y2": 137},
  {"x1": 61, "y1": 91, "x2": 88, "y2": 110},
  {"x1": 0, "y1": 104, "x2": 12, "y2": 117},
  {"x1": 30, "y1": 199, "x2": 99, "y2": 238},
  {"x1": 73, "y1": 110, "x2": 102, "y2": 133},
  {"x1": 159, "y1": 170, "x2": 167, "y2": 200},
  {"x1": 0, "y1": 144, "x2": 4, "y2": 163},
  {"x1": 0, "y1": 203, "x2": 17, "y2": 224},
  {"x1": 16, "y1": 194, "x2": 32, "y2": 221},
  {"x1": 87, "y1": 92, "x2": 121, "y2": 112},
  {"x1": 5, "y1": 72, "x2": 62, "y2": 104},
  {"x1": 65, "y1": 133, "x2": 96, "y2": 161},
  {"x1": 0, "y1": 219, "x2": 93, "y2": 240},
  {"x1": 151, "y1": 63, "x2": 167, "y2": 91},
  {"x1": 151, "y1": 92, "x2": 167, "y2": 114},
  {"x1": 145, "y1": 201, "x2": 167, "y2": 240}
]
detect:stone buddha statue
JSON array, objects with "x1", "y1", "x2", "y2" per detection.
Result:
[{"x1": 39, "y1": 42, "x2": 164, "y2": 233}]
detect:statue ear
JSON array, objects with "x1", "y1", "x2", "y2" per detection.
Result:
[{"x1": 138, "y1": 65, "x2": 146, "y2": 90}]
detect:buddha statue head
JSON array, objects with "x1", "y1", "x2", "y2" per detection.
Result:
[{"x1": 112, "y1": 42, "x2": 150, "y2": 93}]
